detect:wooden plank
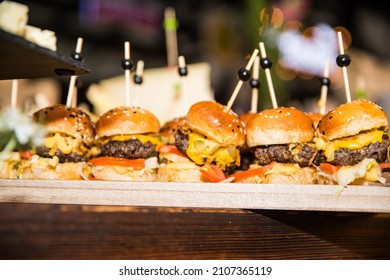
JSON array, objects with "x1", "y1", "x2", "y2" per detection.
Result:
[
  {"x1": 1, "y1": 179, "x2": 390, "y2": 213},
  {"x1": 0, "y1": 203, "x2": 389, "y2": 259}
]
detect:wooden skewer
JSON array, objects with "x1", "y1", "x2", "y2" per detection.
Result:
[
  {"x1": 124, "y1": 41, "x2": 132, "y2": 107},
  {"x1": 133, "y1": 60, "x2": 144, "y2": 107},
  {"x1": 66, "y1": 37, "x2": 83, "y2": 107},
  {"x1": 259, "y1": 42, "x2": 277, "y2": 108},
  {"x1": 11, "y1": 79, "x2": 18, "y2": 109},
  {"x1": 250, "y1": 56, "x2": 260, "y2": 113},
  {"x1": 337, "y1": 31, "x2": 352, "y2": 103},
  {"x1": 177, "y1": 55, "x2": 190, "y2": 112},
  {"x1": 226, "y1": 48, "x2": 259, "y2": 111},
  {"x1": 164, "y1": 7, "x2": 179, "y2": 67},
  {"x1": 319, "y1": 59, "x2": 330, "y2": 115},
  {"x1": 71, "y1": 87, "x2": 78, "y2": 108}
]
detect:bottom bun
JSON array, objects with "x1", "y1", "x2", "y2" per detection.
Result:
[
  {"x1": 91, "y1": 165, "x2": 158, "y2": 181},
  {"x1": 236, "y1": 164, "x2": 317, "y2": 184},
  {"x1": 315, "y1": 158, "x2": 386, "y2": 186},
  {"x1": 0, "y1": 161, "x2": 17, "y2": 179},
  {"x1": 158, "y1": 162, "x2": 205, "y2": 182},
  {"x1": 18, "y1": 159, "x2": 91, "y2": 180},
  {"x1": 262, "y1": 167, "x2": 316, "y2": 184},
  {"x1": 0, "y1": 152, "x2": 21, "y2": 179}
]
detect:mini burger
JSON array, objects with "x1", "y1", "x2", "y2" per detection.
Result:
[
  {"x1": 17, "y1": 104, "x2": 95, "y2": 180},
  {"x1": 90, "y1": 106, "x2": 161, "y2": 181},
  {"x1": 164, "y1": 101, "x2": 245, "y2": 182},
  {"x1": 156, "y1": 116, "x2": 200, "y2": 182},
  {"x1": 228, "y1": 107, "x2": 317, "y2": 184},
  {"x1": 314, "y1": 99, "x2": 390, "y2": 186},
  {"x1": 159, "y1": 116, "x2": 186, "y2": 145},
  {"x1": 238, "y1": 111, "x2": 257, "y2": 171}
]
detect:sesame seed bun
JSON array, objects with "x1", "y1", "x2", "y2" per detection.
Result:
[
  {"x1": 33, "y1": 104, "x2": 95, "y2": 146},
  {"x1": 95, "y1": 106, "x2": 160, "y2": 137},
  {"x1": 316, "y1": 99, "x2": 388, "y2": 141},
  {"x1": 246, "y1": 107, "x2": 315, "y2": 147},
  {"x1": 185, "y1": 101, "x2": 245, "y2": 147},
  {"x1": 239, "y1": 112, "x2": 256, "y2": 128},
  {"x1": 307, "y1": 112, "x2": 323, "y2": 128}
]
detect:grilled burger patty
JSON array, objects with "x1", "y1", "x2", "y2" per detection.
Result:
[
  {"x1": 251, "y1": 143, "x2": 316, "y2": 167},
  {"x1": 36, "y1": 146, "x2": 87, "y2": 163},
  {"x1": 174, "y1": 128, "x2": 189, "y2": 154},
  {"x1": 313, "y1": 135, "x2": 390, "y2": 166},
  {"x1": 100, "y1": 139, "x2": 158, "y2": 159}
]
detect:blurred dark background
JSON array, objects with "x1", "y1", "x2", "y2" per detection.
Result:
[{"x1": 10, "y1": 0, "x2": 390, "y2": 114}]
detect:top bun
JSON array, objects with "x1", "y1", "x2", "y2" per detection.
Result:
[
  {"x1": 307, "y1": 112, "x2": 323, "y2": 128},
  {"x1": 185, "y1": 101, "x2": 245, "y2": 146},
  {"x1": 316, "y1": 99, "x2": 388, "y2": 141},
  {"x1": 246, "y1": 107, "x2": 315, "y2": 147},
  {"x1": 95, "y1": 106, "x2": 160, "y2": 137},
  {"x1": 160, "y1": 116, "x2": 186, "y2": 144},
  {"x1": 33, "y1": 104, "x2": 95, "y2": 145},
  {"x1": 239, "y1": 112, "x2": 256, "y2": 128}
]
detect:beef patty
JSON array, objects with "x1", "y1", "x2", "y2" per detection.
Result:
[
  {"x1": 251, "y1": 143, "x2": 316, "y2": 167},
  {"x1": 313, "y1": 134, "x2": 390, "y2": 166},
  {"x1": 100, "y1": 139, "x2": 158, "y2": 159},
  {"x1": 36, "y1": 146, "x2": 87, "y2": 163}
]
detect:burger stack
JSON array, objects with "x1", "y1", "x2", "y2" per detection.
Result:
[{"x1": 1, "y1": 99, "x2": 389, "y2": 187}]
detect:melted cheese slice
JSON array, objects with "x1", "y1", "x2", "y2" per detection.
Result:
[
  {"x1": 44, "y1": 133, "x2": 88, "y2": 156},
  {"x1": 186, "y1": 132, "x2": 239, "y2": 170},
  {"x1": 316, "y1": 130, "x2": 385, "y2": 161}
]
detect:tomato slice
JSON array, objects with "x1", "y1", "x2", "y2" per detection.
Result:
[
  {"x1": 379, "y1": 162, "x2": 390, "y2": 169},
  {"x1": 319, "y1": 163, "x2": 341, "y2": 174},
  {"x1": 200, "y1": 164, "x2": 226, "y2": 182},
  {"x1": 156, "y1": 144, "x2": 186, "y2": 157},
  {"x1": 88, "y1": 157, "x2": 145, "y2": 169},
  {"x1": 19, "y1": 150, "x2": 33, "y2": 160},
  {"x1": 227, "y1": 163, "x2": 275, "y2": 182}
]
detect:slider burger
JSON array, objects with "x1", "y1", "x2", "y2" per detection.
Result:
[
  {"x1": 238, "y1": 112, "x2": 257, "y2": 171},
  {"x1": 18, "y1": 104, "x2": 95, "y2": 179},
  {"x1": 157, "y1": 116, "x2": 203, "y2": 182},
  {"x1": 228, "y1": 107, "x2": 317, "y2": 184},
  {"x1": 163, "y1": 101, "x2": 245, "y2": 182},
  {"x1": 314, "y1": 99, "x2": 389, "y2": 186},
  {"x1": 90, "y1": 106, "x2": 161, "y2": 181},
  {"x1": 159, "y1": 116, "x2": 186, "y2": 145}
]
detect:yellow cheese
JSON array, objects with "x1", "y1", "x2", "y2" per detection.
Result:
[
  {"x1": 289, "y1": 143, "x2": 302, "y2": 156},
  {"x1": 186, "y1": 132, "x2": 239, "y2": 169},
  {"x1": 102, "y1": 134, "x2": 163, "y2": 147},
  {"x1": 44, "y1": 133, "x2": 88, "y2": 155},
  {"x1": 316, "y1": 130, "x2": 385, "y2": 161}
]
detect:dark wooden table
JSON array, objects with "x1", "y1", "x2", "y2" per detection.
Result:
[{"x1": 0, "y1": 203, "x2": 389, "y2": 259}]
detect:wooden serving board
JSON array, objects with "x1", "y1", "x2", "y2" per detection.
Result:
[
  {"x1": 0, "y1": 29, "x2": 89, "y2": 80},
  {"x1": 1, "y1": 179, "x2": 389, "y2": 213}
]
